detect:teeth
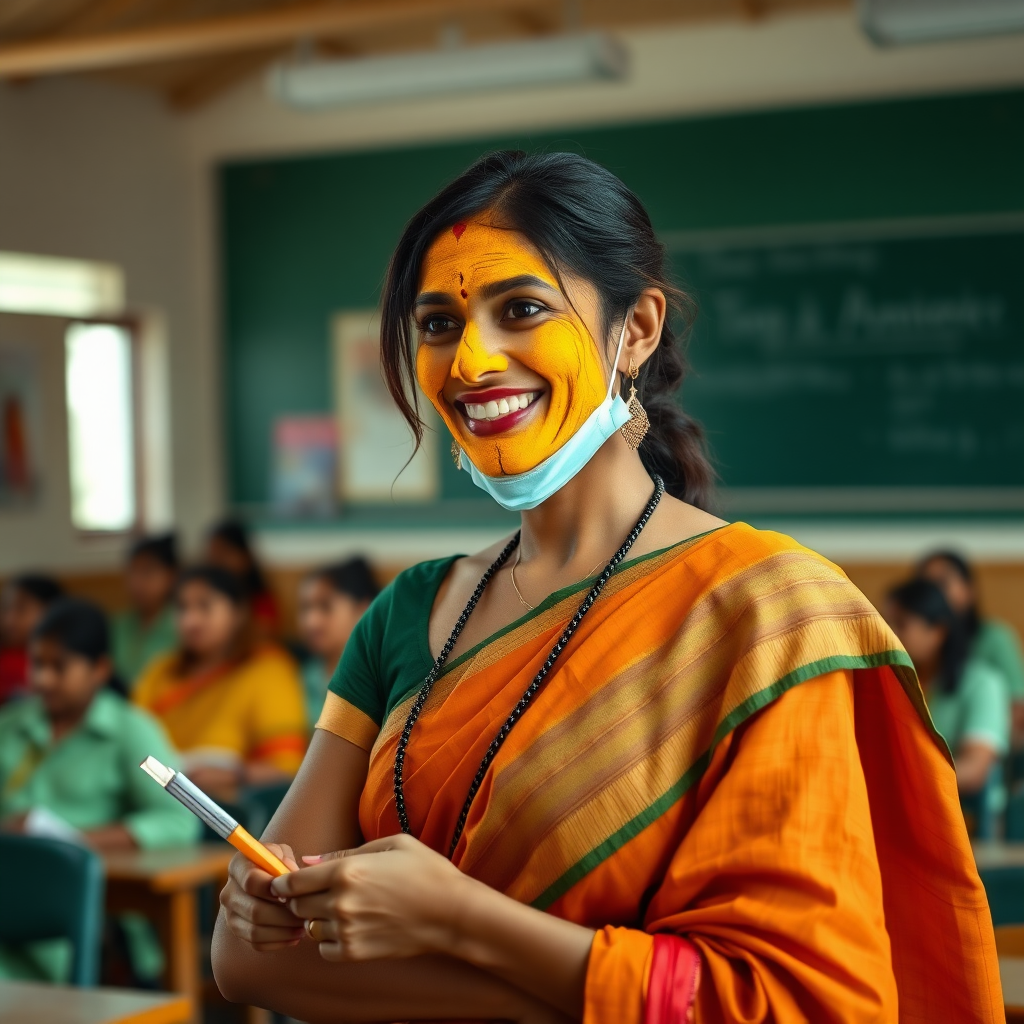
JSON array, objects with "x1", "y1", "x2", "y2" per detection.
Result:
[{"x1": 463, "y1": 392, "x2": 537, "y2": 422}]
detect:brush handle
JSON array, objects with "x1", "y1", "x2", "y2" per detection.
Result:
[{"x1": 227, "y1": 825, "x2": 291, "y2": 876}]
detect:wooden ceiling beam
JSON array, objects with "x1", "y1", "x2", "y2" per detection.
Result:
[
  {"x1": 0, "y1": 0, "x2": 557, "y2": 77},
  {"x1": 165, "y1": 45, "x2": 284, "y2": 112}
]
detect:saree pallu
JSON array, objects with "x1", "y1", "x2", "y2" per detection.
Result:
[{"x1": 320, "y1": 523, "x2": 1002, "y2": 1023}]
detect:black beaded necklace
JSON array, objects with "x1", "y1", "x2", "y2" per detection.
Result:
[{"x1": 393, "y1": 475, "x2": 665, "y2": 858}]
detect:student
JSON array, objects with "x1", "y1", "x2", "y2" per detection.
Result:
[
  {"x1": 111, "y1": 533, "x2": 179, "y2": 690},
  {"x1": 920, "y1": 549, "x2": 1024, "y2": 741},
  {"x1": 205, "y1": 518, "x2": 281, "y2": 638},
  {"x1": 0, "y1": 573, "x2": 63, "y2": 705},
  {"x1": 133, "y1": 566, "x2": 306, "y2": 800},
  {"x1": 0, "y1": 598, "x2": 198, "y2": 982},
  {"x1": 295, "y1": 558, "x2": 379, "y2": 725},
  {"x1": 886, "y1": 577, "x2": 1009, "y2": 804}
]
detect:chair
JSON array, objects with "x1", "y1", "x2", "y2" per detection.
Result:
[{"x1": 0, "y1": 834, "x2": 105, "y2": 985}]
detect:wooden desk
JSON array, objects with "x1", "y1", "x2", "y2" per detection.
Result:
[
  {"x1": 0, "y1": 980, "x2": 190, "y2": 1024},
  {"x1": 974, "y1": 841, "x2": 1024, "y2": 870},
  {"x1": 1003, "y1": 956, "x2": 1024, "y2": 1023},
  {"x1": 103, "y1": 844, "x2": 234, "y2": 1024}
]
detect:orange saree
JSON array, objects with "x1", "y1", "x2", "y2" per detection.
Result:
[{"x1": 316, "y1": 523, "x2": 1002, "y2": 1023}]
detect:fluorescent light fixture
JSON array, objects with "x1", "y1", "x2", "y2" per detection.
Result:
[
  {"x1": 859, "y1": 0, "x2": 1024, "y2": 45},
  {"x1": 0, "y1": 251, "x2": 123, "y2": 317},
  {"x1": 268, "y1": 32, "x2": 628, "y2": 109}
]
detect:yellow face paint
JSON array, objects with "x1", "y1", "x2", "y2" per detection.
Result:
[{"x1": 415, "y1": 219, "x2": 610, "y2": 477}]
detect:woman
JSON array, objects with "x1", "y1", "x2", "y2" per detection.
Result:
[
  {"x1": 213, "y1": 152, "x2": 1000, "y2": 1023},
  {"x1": 885, "y1": 577, "x2": 1009, "y2": 807},
  {"x1": 133, "y1": 566, "x2": 306, "y2": 799},
  {"x1": 920, "y1": 549, "x2": 1024, "y2": 741},
  {"x1": 206, "y1": 518, "x2": 281, "y2": 639},
  {"x1": 296, "y1": 557, "x2": 379, "y2": 726},
  {"x1": 111, "y1": 533, "x2": 179, "y2": 690},
  {"x1": 0, "y1": 598, "x2": 197, "y2": 981}
]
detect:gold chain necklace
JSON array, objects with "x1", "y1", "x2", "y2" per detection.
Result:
[{"x1": 509, "y1": 547, "x2": 606, "y2": 611}]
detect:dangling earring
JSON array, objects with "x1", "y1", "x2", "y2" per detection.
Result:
[
  {"x1": 451, "y1": 439, "x2": 463, "y2": 470},
  {"x1": 619, "y1": 359, "x2": 649, "y2": 451}
]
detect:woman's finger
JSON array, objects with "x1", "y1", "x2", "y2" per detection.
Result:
[
  {"x1": 227, "y1": 913, "x2": 306, "y2": 947},
  {"x1": 285, "y1": 892, "x2": 337, "y2": 922},
  {"x1": 270, "y1": 860, "x2": 341, "y2": 898}
]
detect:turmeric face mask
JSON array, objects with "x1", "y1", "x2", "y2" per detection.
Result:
[{"x1": 415, "y1": 219, "x2": 611, "y2": 477}]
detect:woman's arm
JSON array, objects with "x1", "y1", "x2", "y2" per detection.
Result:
[{"x1": 212, "y1": 729, "x2": 557, "y2": 1022}]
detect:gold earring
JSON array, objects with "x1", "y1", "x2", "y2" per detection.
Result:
[
  {"x1": 451, "y1": 439, "x2": 463, "y2": 470},
  {"x1": 619, "y1": 359, "x2": 649, "y2": 451}
]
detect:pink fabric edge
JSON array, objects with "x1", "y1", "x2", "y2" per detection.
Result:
[{"x1": 645, "y1": 933, "x2": 701, "y2": 1024}]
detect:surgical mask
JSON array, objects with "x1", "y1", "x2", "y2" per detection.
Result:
[{"x1": 459, "y1": 316, "x2": 632, "y2": 511}]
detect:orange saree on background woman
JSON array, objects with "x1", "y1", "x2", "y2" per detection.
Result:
[{"x1": 317, "y1": 521, "x2": 1002, "y2": 1024}]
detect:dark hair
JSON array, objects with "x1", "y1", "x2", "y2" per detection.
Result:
[
  {"x1": 177, "y1": 565, "x2": 246, "y2": 606},
  {"x1": 129, "y1": 532, "x2": 178, "y2": 571},
  {"x1": 309, "y1": 557, "x2": 380, "y2": 603},
  {"x1": 32, "y1": 598, "x2": 109, "y2": 663},
  {"x1": 888, "y1": 577, "x2": 969, "y2": 695},
  {"x1": 379, "y1": 150, "x2": 715, "y2": 509},
  {"x1": 207, "y1": 518, "x2": 267, "y2": 594},
  {"x1": 12, "y1": 573, "x2": 64, "y2": 607},
  {"x1": 918, "y1": 549, "x2": 980, "y2": 640}
]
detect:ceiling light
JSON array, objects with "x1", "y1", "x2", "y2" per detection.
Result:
[
  {"x1": 267, "y1": 32, "x2": 628, "y2": 109},
  {"x1": 859, "y1": 0, "x2": 1024, "y2": 45}
]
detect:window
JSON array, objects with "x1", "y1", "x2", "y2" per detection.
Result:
[
  {"x1": 65, "y1": 322, "x2": 137, "y2": 533},
  {"x1": 0, "y1": 251, "x2": 123, "y2": 318}
]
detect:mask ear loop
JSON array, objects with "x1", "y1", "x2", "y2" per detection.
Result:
[{"x1": 606, "y1": 307, "x2": 633, "y2": 402}]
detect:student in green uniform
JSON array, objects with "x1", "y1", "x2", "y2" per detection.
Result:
[
  {"x1": 295, "y1": 557, "x2": 379, "y2": 726},
  {"x1": 111, "y1": 534, "x2": 179, "y2": 691},
  {"x1": 885, "y1": 578, "x2": 1009, "y2": 817},
  {"x1": 0, "y1": 598, "x2": 198, "y2": 982},
  {"x1": 920, "y1": 549, "x2": 1024, "y2": 742}
]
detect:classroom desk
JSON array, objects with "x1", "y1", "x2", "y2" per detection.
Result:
[
  {"x1": 1004, "y1": 957, "x2": 1024, "y2": 1023},
  {"x1": 0, "y1": 980, "x2": 190, "y2": 1024},
  {"x1": 103, "y1": 844, "x2": 234, "y2": 1024},
  {"x1": 973, "y1": 841, "x2": 1024, "y2": 869}
]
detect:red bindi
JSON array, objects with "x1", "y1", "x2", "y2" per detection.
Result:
[
  {"x1": 460, "y1": 288, "x2": 468, "y2": 299},
  {"x1": 452, "y1": 222, "x2": 467, "y2": 240}
]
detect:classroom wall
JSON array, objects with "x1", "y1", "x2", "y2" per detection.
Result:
[{"x1": 0, "y1": 77, "x2": 222, "y2": 572}]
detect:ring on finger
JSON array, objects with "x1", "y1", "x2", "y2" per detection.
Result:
[{"x1": 305, "y1": 919, "x2": 321, "y2": 941}]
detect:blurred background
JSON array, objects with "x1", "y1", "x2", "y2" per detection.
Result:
[{"x1": 1, "y1": 0, "x2": 1024, "y2": 1021}]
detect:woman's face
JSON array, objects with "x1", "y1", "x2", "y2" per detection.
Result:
[
  {"x1": 414, "y1": 218, "x2": 613, "y2": 477},
  {"x1": 125, "y1": 554, "x2": 176, "y2": 616},
  {"x1": 176, "y1": 581, "x2": 242, "y2": 660},
  {"x1": 297, "y1": 577, "x2": 366, "y2": 662},
  {"x1": 885, "y1": 601, "x2": 946, "y2": 669}
]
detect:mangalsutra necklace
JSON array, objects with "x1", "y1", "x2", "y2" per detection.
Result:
[
  {"x1": 510, "y1": 547, "x2": 606, "y2": 612},
  {"x1": 393, "y1": 475, "x2": 665, "y2": 857}
]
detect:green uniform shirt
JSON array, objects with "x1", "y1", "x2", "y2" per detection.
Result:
[
  {"x1": 974, "y1": 619, "x2": 1024, "y2": 701},
  {"x1": 927, "y1": 659, "x2": 1010, "y2": 758},
  {"x1": 111, "y1": 606, "x2": 178, "y2": 691},
  {"x1": 0, "y1": 690, "x2": 198, "y2": 982},
  {"x1": 0, "y1": 689, "x2": 199, "y2": 848}
]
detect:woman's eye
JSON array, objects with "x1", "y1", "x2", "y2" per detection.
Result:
[
  {"x1": 503, "y1": 299, "x2": 544, "y2": 321},
  {"x1": 420, "y1": 315, "x2": 460, "y2": 336}
]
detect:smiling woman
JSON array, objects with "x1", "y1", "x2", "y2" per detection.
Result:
[{"x1": 212, "y1": 152, "x2": 1002, "y2": 1024}]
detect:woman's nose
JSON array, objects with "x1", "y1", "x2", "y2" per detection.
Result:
[{"x1": 450, "y1": 320, "x2": 508, "y2": 382}]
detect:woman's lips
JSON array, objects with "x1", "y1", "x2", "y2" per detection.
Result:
[{"x1": 456, "y1": 389, "x2": 541, "y2": 437}]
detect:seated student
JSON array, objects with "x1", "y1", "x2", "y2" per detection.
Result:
[
  {"x1": 133, "y1": 566, "x2": 306, "y2": 800},
  {"x1": 920, "y1": 549, "x2": 1024, "y2": 743},
  {"x1": 112, "y1": 533, "x2": 179, "y2": 691},
  {"x1": 886, "y1": 578, "x2": 1009, "y2": 809},
  {"x1": 0, "y1": 574, "x2": 63, "y2": 706},
  {"x1": 295, "y1": 557, "x2": 379, "y2": 725},
  {"x1": 205, "y1": 518, "x2": 281, "y2": 639},
  {"x1": 0, "y1": 598, "x2": 199, "y2": 982}
]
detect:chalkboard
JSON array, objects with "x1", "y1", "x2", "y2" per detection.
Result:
[{"x1": 670, "y1": 218, "x2": 1024, "y2": 513}]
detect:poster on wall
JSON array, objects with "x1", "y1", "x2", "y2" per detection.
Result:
[
  {"x1": 333, "y1": 311, "x2": 439, "y2": 503},
  {"x1": 271, "y1": 415, "x2": 338, "y2": 517},
  {"x1": 0, "y1": 345, "x2": 41, "y2": 505}
]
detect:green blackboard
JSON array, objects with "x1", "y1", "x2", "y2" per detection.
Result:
[
  {"x1": 220, "y1": 88, "x2": 1024, "y2": 522},
  {"x1": 671, "y1": 219, "x2": 1024, "y2": 512}
]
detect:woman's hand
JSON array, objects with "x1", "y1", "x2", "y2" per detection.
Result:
[
  {"x1": 219, "y1": 842, "x2": 303, "y2": 952},
  {"x1": 270, "y1": 833, "x2": 467, "y2": 962}
]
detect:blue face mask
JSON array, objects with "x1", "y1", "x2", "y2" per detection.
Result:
[{"x1": 459, "y1": 317, "x2": 632, "y2": 512}]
